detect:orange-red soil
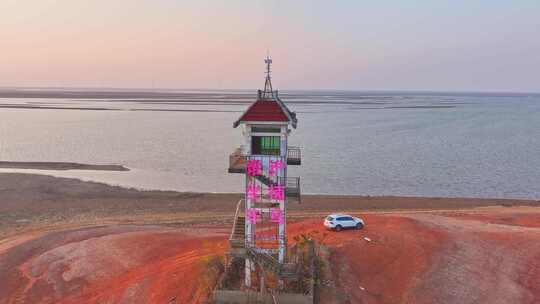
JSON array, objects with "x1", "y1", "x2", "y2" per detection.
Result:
[
  {"x1": 1, "y1": 208, "x2": 539, "y2": 304},
  {"x1": 288, "y1": 215, "x2": 448, "y2": 304},
  {"x1": 440, "y1": 209, "x2": 540, "y2": 228},
  {"x1": 0, "y1": 226, "x2": 227, "y2": 304},
  {"x1": 288, "y1": 208, "x2": 540, "y2": 304}
]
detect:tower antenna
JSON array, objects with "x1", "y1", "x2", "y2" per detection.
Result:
[{"x1": 262, "y1": 54, "x2": 274, "y2": 99}]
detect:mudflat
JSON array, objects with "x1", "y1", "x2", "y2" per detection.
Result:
[
  {"x1": 0, "y1": 161, "x2": 129, "y2": 171},
  {"x1": 1, "y1": 173, "x2": 537, "y2": 238}
]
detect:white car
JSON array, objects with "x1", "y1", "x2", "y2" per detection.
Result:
[{"x1": 324, "y1": 214, "x2": 365, "y2": 231}]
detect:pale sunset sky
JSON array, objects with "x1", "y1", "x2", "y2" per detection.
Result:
[{"x1": 1, "y1": 0, "x2": 539, "y2": 92}]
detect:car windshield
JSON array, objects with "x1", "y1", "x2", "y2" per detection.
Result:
[{"x1": 326, "y1": 216, "x2": 334, "y2": 221}]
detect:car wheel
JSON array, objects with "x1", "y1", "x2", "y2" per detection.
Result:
[
  {"x1": 356, "y1": 223, "x2": 364, "y2": 230},
  {"x1": 335, "y1": 225, "x2": 342, "y2": 232}
]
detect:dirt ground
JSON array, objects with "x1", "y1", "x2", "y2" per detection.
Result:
[
  {"x1": 0, "y1": 225, "x2": 228, "y2": 304},
  {"x1": 288, "y1": 207, "x2": 540, "y2": 304},
  {"x1": 1, "y1": 173, "x2": 539, "y2": 304}
]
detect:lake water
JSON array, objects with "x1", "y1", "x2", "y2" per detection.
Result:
[{"x1": 1, "y1": 90, "x2": 539, "y2": 199}]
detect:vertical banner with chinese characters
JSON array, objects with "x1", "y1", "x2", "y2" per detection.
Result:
[
  {"x1": 246, "y1": 158, "x2": 262, "y2": 204},
  {"x1": 245, "y1": 155, "x2": 286, "y2": 250},
  {"x1": 246, "y1": 156, "x2": 286, "y2": 203}
]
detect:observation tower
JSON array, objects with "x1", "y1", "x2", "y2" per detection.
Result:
[{"x1": 228, "y1": 56, "x2": 301, "y2": 286}]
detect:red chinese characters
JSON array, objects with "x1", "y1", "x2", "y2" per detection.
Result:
[
  {"x1": 247, "y1": 159, "x2": 263, "y2": 176},
  {"x1": 247, "y1": 208, "x2": 262, "y2": 223},
  {"x1": 247, "y1": 183, "x2": 261, "y2": 201},
  {"x1": 269, "y1": 159, "x2": 284, "y2": 176},
  {"x1": 268, "y1": 184, "x2": 285, "y2": 201},
  {"x1": 270, "y1": 208, "x2": 285, "y2": 224}
]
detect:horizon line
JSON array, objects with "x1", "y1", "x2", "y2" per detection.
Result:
[{"x1": 0, "y1": 85, "x2": 539, "y2": 96}]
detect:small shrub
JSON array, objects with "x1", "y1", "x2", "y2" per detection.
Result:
[{"x1": 199, "y1": 255, "x2": 225, "y2": 296}]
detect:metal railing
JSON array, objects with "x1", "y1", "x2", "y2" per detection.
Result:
[
  {"x1": 229, "y1": 199, "x2": 244, "y2": 241},
  {"x1": 270, "y1": 290, "x2": 279, "y2": 304},
  {"x1": 257, "y1": 89, "x2": 279, "y2": 99},
  {"x1": 228, "y1": 148, "x2": 247, "y2": 173},
  {"x1": 278, "y1": 176, "x2": 301, "y2": 202},
  {"x1": 246, "y1": 248, "x2": 281, "y2": 274},
  {"x1": 229, "y1": 146, "x2": 301, "y2": 169},
  {"x1": 281, "y1": 176, "x2": 300, "y2": 189},
  {"x1": 246, "y1": 247, "x2": 300, "y2": 280},
  {"x1": 287, "y1": 146, "x2": 301, "y2": 165}
]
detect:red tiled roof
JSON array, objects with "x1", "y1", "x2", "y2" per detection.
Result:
[
  {"x1": 234, "y1": 93, "x2": 298, "y2": 128},
  {"x1": 236, "y1": 99, "x2": 289, "y2": 123}
]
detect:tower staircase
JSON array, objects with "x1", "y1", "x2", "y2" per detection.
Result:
[
  {"x1": 253, "y1": 174, "x2": 301, "y2": 203},
  {"x1": 229, "y1": 200, "x2": 246, "y2": 257},
  {"x1": 229, "y1": 200, "x2": 300, "y2": 279},
  {"x1": 254, "y1": 174, "x2": 274, "y2": 187},
  {"x1": 246, "y1": 248, "x2": 299, "y2": 280}
]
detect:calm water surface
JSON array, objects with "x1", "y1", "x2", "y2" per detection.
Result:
[{"x1": 0, "y1": 90, "x2": 539, "y2": 199}]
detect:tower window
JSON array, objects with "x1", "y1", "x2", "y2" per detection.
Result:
[
  {"x1": 252, "y1": 127, "x2": 280, "y2": 133},
  {"x1": 252, "y1": 136, "x2": 280, "y2": 155}
]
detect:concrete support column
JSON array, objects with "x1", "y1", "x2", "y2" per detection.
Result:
[
  {"x1": 278, "y1": 198, "x2": 286, "y2": 263},
  {"x1": 245, "y1": 258, "x2": 252, "y2": 287},
  {"x1": 260, "y1": 272, "x2": 266, "y2": 296}
]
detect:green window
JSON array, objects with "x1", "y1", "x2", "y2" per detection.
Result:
[{"x1": 252, "y1": 136, "x2": 280, "y2": 155}]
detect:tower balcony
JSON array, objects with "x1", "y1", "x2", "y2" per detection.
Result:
[
  {"x1": 287, "y1": 146, "x2": 301, "y2": 166},
  {"x1": 228, "y1": 146, "x2": 301, "y2": 174},
  {"x1": 228, "y1": 147, "x2": 247, "y2": 174},
  {"x1": 283, "y1": 176, "x2": 301, "y2": 203},
  {"x1": 249, "y1": 176, "x2": 301, "y2": 204}
]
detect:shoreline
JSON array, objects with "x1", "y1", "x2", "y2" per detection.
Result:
[
  {"x1": 1, "y1": 171, "x2": 538, "y2": 201},
  {"x1": 0, "y1": 161, "x2": 129, "y2": 171},
  {"x1": 0, "y1": 170, "x2": 538, "y2": 201},
  {"x1": 1, "y1": 172, "x2": 538, "y2": 239}
]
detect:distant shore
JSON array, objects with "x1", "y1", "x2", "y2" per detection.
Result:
[{"x1": 0, "y1": 161, "x2": 129, "y2": 171}]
